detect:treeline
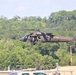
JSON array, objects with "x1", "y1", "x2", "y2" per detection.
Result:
[{"x1": 0, "y1": 10, "x2": 76, "y2": 70}]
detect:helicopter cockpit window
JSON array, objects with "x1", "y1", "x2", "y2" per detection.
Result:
[
  {"x1": 28, "y1": 35, "x2": 30, "y2": 39},
  {"x1": 24, "y1": 35, "x2": 28, "y2": 39},
  {"x1": 24, "y1": 35, "x2": 30, "y2": 39}
]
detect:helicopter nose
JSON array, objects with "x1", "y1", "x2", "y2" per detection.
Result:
[{"x1": 20, "y1": 37, "x2": 24, "y2": 41}]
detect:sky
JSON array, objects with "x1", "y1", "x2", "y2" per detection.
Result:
[{"x1": 0, "y1": 0, "x2": 76, "y2": 19}]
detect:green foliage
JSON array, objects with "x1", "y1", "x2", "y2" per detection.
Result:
[{"x1": 0, "y1": 10, "x2": 76, "y2": 70}]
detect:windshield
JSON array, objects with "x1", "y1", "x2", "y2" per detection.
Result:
[
  {"x1": 33, "y1": 73, "x2": 46, "y2": 75},
  {"x1": 24, "y1": 35, "x2": 30, "y2": 39},
  {"x1": 22, "y1": 73, "x2": 29, "y2": 75}
]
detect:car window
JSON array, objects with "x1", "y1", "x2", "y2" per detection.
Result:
[
  {"x1": 33, "y1": 73, "x2": 46, "y2": 75},
  {"x1": 22, "y1": 73, "x2": 29, "y2": 75}
]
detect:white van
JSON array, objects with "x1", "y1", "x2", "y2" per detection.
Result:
[{"x1": 9, "y1": 71, "x2": 47, "y2": 75}]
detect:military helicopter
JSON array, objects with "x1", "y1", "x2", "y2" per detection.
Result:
[{"x1": 20, "y1": 28, "x2": 76, "y2": 45}]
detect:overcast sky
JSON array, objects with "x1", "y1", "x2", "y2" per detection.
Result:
[{"x1": 0, "y1": 0, "x2": 76, "y2": 19}]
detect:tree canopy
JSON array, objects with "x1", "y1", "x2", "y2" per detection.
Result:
[{"x1": 0, "y1": 10, "x2": 76, "y2": 70}]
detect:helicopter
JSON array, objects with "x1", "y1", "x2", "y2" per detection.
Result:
[{"x1": 20, "y1": 28, "x2": 76, "y2": 45}]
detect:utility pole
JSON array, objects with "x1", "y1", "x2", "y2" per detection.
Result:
[{"x1": 70, "y1": 45, "x2": 72, "y2": 66}]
